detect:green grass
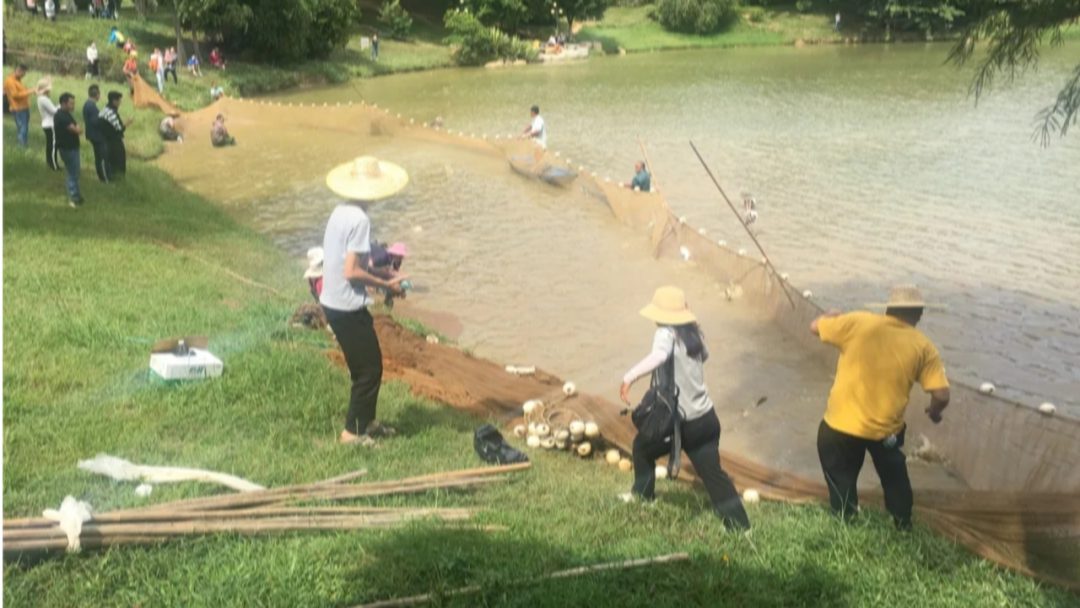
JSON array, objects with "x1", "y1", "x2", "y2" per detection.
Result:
[
  {"x1": 3, "y1": 124, "x2": 1077, "y2": 606},
  {"x1": 578, "y1": 5, "x2": 853, "y2": 53},
  {"x1": 3, "y1": 8, "x2": 451, "y2": 106}
]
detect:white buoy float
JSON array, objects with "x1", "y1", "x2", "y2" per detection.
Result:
[
  {"x1": 655, "y1": 465, "x2": 668, "y2": 479},
  {"x1": 563, "y1": 382, "x2": 577, "y2": 396},
  {"x1": 742, "y1": 489, "x2": 760, "y2": 504},
  {"x1": 523, "y1": 400, "x2": 538, "y2": 415},
  {"x1": 1038, "y1": 402, "x2": 1057, "y2": 416},
  {"x1": 513, "y1": 425, "x2": 527, "y2": 438},
  {"x1": 803, "y1": 290, "x2": 813, "y2": 299},
  {"x1": 979, "y1": 382, "x2": 996, "y2": 394},
  {"x1": 585, "y1": 422, "x2": 600, "y2": 438},
  {"x1": 527, "y1": 435, "x2": 541, "y2": 449},
  {"x1": 618, "y1": 459, "x2": 632, "y2": 472},
  {"x1": 577, "y1": 442, "x2": 592, "y2": 457},
  {"x1": 698, "y1": 228, "x2": 707, "y2": 235},
  {"x1": 535, "y1": 423, "x2": 551, "y2": 438},
  {"x1": 605, "y1": 450, "x2": 621, "y2": 465},
  {"x1": 541, "y1": 437, "x2": 557, "y2": 449},
  {"x1": 717, "y1": 240, "x2": 726, "y2": 247},
  {"x1": 680, "y1": 247, "x2": 691, "y2": 261},
  {"x1": 780, "y1": 272, "x2": 790, "y2": 281},
  {"x1": 737, "y1": 248, "x2": 747, "y2": 256}
]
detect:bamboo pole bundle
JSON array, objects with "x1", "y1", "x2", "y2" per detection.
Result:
[{"x1": 3, "y1": 463, "x2": 530, "y2": 556}]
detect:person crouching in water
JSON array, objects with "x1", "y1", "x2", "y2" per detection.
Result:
[
  {"x1": 210, "y1": 114, "x2": 235, "y2": 147},
  {"x1": 619, "y1": 286, "x2": 751, "y2": 531},
  {"x1": 159, "y1": 113, "x2": 182, "y2": 142},
  {"x1": 367, "y1": 241, "x2": 409, "y2": 307},
  {"x1": 320, "y1": 156, "x2": 409, "y2": 447}
]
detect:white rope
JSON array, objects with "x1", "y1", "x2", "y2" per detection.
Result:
[{"x1": 41, "y1": 496, "x2": 93, "y2": 552}]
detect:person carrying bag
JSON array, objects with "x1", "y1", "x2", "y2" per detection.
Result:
[{"x1": 619, "y1": 286, "x2": 750, "y2": 531}]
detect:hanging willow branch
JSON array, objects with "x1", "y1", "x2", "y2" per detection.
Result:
[{"x1": 946, "y1": 1, "x2": 1080, "y2": 146}]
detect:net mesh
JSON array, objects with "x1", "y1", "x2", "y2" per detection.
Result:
[{"x1": 132, "y1": 84, "x2": 1080, "y2": 591}]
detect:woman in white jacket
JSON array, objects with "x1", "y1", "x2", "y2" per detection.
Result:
[{"x1": 37, "y1": 78, "x2": 59, "y2": 171}]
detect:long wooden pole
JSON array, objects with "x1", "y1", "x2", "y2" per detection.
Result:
[
  {"x1": 350, "y1": 553, "x2": 691, "y2": 608},
  {"x1": 689, "y1": 141, "x2": 797, "y2": 309}
]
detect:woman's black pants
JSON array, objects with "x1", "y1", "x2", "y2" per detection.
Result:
[{"x1": 322, "y1": 306, "x2": 382, "y2": 435}]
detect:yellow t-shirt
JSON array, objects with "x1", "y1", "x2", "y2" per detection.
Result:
[
  {"x1": 3, "y1": 75, "x2": 31, "y2": 112},
  {"x1": 818, "y1": 312, "x2": 949, "y2": 440}
]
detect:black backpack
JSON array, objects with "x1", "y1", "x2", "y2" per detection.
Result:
[
  {"x1": 625, "y1": 347, "x2": 682, "y2": 479},
  {"x1": 473, "y1": 424, "x2": 529, "y2": 465}
]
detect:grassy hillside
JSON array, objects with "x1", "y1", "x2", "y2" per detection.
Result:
[
  {"x1": 3, "y1": 121, "x2": 1076, "y2": 606},
  {"x1": 3, "y1": 8, "x2": 452, "y2": 106}
]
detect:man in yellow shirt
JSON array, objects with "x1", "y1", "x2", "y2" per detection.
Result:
[
  {"x1": 810, "y1": 285, "x2": 950, "y2": 530},
  {"x1": 4, "y1": 65, "x2": 44, "y2": 148}
]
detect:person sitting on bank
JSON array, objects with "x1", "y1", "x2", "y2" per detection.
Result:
[
  {"x1": 623, "y1": 161, "x2": 651, "y2": 192},
  {"x1": 123, "y1": 39, "x2": 136, "y2": 55},
  {"x1": 320, "y1": 156, "x2": 409, "y2": 447},
  {"x1": 108, "y1": 27, "x2": 125, "y2": 49},
  {"x1": 159, "y1": 113, "x2": 182, "y2": 142},
  {"x1": 210, "y1": 114, "x2": 235, "y2": 147},
  {"x1": 187, "y1": 54, "x2": 203, "y2": 77},
  {"x1": 304, "y1": 246, "x2": 324, "y2": 302},
  {"x1": 209, "y1": 47, "x2": 226, "y2": 70},
  {"x1": 810, "y1": 285, "x2": 950, "y2": 532},
  {"x1": 210, "y1": 81, "x2": 224, "y2": 101}
]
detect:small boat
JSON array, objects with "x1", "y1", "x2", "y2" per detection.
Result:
[{"x1": 508, "y1": 154, "x2": 578, "y2": 188}]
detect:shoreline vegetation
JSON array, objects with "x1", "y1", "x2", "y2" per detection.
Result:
[
  {"x1": 3, "y1": 123, "x2": 1077, "y2": 605},
  {"x1": 3, "y1": 3, "x2": 1008, "y2": 108}
]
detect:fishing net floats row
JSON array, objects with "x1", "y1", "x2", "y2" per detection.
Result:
[
  {"x1": 2, "y1": 463, "x2": 529, "y2": 556},
  {"x1": 509, "y1": 383, "x2": 633, "y2": 471}
]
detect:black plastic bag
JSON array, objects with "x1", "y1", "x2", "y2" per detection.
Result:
[{"x1": 473, "y1": 424, "x2": 529, "y2": 465}]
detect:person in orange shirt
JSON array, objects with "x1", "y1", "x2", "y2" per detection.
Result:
[
  {"x1": 4, "y1": 65, "x2": 44, "y2": 148},
  {"x1": 810, "y1": 285, "x2": 951, "y2": 531},
  {"x1": 123, "y1": 52, "x2": 138, "y2": 95}
]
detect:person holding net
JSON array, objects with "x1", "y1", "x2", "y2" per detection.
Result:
[{"x1": 810, "y1": 285, "x2": 951, "y2": 531}]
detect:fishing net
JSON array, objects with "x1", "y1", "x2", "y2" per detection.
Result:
[{"x1": 132, "y1": 85, "x2": 1080, "y2": 591}]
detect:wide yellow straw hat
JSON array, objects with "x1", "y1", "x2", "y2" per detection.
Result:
[
  {"x1": 640, "y1": 286, "x2": 697, "y2": 326},
  {"x1": 326, "y1": 156, "x2": 409, "y2": 202},
  {"x1": 866, "y1": 285, "x2": 946, "y2": 310}
]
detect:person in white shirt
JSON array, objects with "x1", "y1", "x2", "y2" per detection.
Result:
[
  {"x1": 36, "y1": 78, "x2": 60, "y2": 171},
  {"x1": 44, "y1": 0, "x2": 56, "y2": 20},
  {"x1": 320, "y1": 156, "x2": 409, "y2": 447},
  {"x1": 86, "y1": 42, "x2": 99, "y2": 78},
  {"x1": 519, "y1": 105, "x2": 547, "y2": 150}
]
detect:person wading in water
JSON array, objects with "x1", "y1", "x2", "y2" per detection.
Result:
[
  {"x1": 320, "y1": 156, "x2": 409, "y2": 447},
  {"x1": 810, "y1": 285, "x2": 950, "y2": 530}
]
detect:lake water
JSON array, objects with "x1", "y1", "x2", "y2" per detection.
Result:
[{"x1": 263, "y1": 44, "x2": 1080, "y2": 416}]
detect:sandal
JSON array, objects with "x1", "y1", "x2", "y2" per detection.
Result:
[
  {"x1": 366, "y1": 422, "x2": 396, "y2": 438},
  {"x1": 341, "y1": 434, "x2": 377, "y2": 447}
]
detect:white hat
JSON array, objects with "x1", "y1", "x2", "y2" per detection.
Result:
[
  {"x1": 325, "y1": 156, "x2": 409, "y2": 201},
  {"x1": 304, "y1": 247, "x2": 324, "y2": 279}
]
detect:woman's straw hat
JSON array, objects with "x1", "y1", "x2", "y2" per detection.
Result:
[
  {"x1": 640, "y1": 286, "x2": 697, "y2": 326},
  {"x1": 866, "y1": 285, "x2": 946, "y2": 310},
  {"x1": 386, "y1": 242, "x2": 409, "y2": 258},
  {"x1": 37, "y1": 78, "x2": 52, "y2": 93},
  {"x1": 326, "y1": 156, "x2": 409, "y2": 201},
  {"x1": 303, "y1": 246, "x2": 324, "y2": 279}
]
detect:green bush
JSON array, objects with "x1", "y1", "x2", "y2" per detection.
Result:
[
  {"x1": 378, "y1": 0, "x2": 413, "y2": 40},
  {"x1": 795, "y1": 0, "x2": 812, "y2": 13},
  {"x1": 654, "y1": 0, "x2": 736, "y2": 34},
  {"x1": 744, "y1": 6, "x2": 765, "y2": 23},
  {"x1": 443, "y1": 9, "x2": 537, "y2": 66}
]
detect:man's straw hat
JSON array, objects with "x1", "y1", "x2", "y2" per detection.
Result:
[
  {"x1": 640, "y1": 286, "x2": 697, "y2": 326},
  {"x1": 326, "y1": 156, "x2": 409, "y2": 201},
  {"x1": 304, "y1": 247, "x2": 324, "y2": 279},
  {"x1": 866, "y1": 285, "x2": 946, "y2": 310}
]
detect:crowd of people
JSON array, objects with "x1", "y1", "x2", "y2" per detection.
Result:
[{"x1": 104, "y1": 25, "x2": 224, "y2": 100}]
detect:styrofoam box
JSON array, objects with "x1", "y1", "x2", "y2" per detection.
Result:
[{"x1": 149, "y1": 348, "x2": 223, "y2": 380}]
